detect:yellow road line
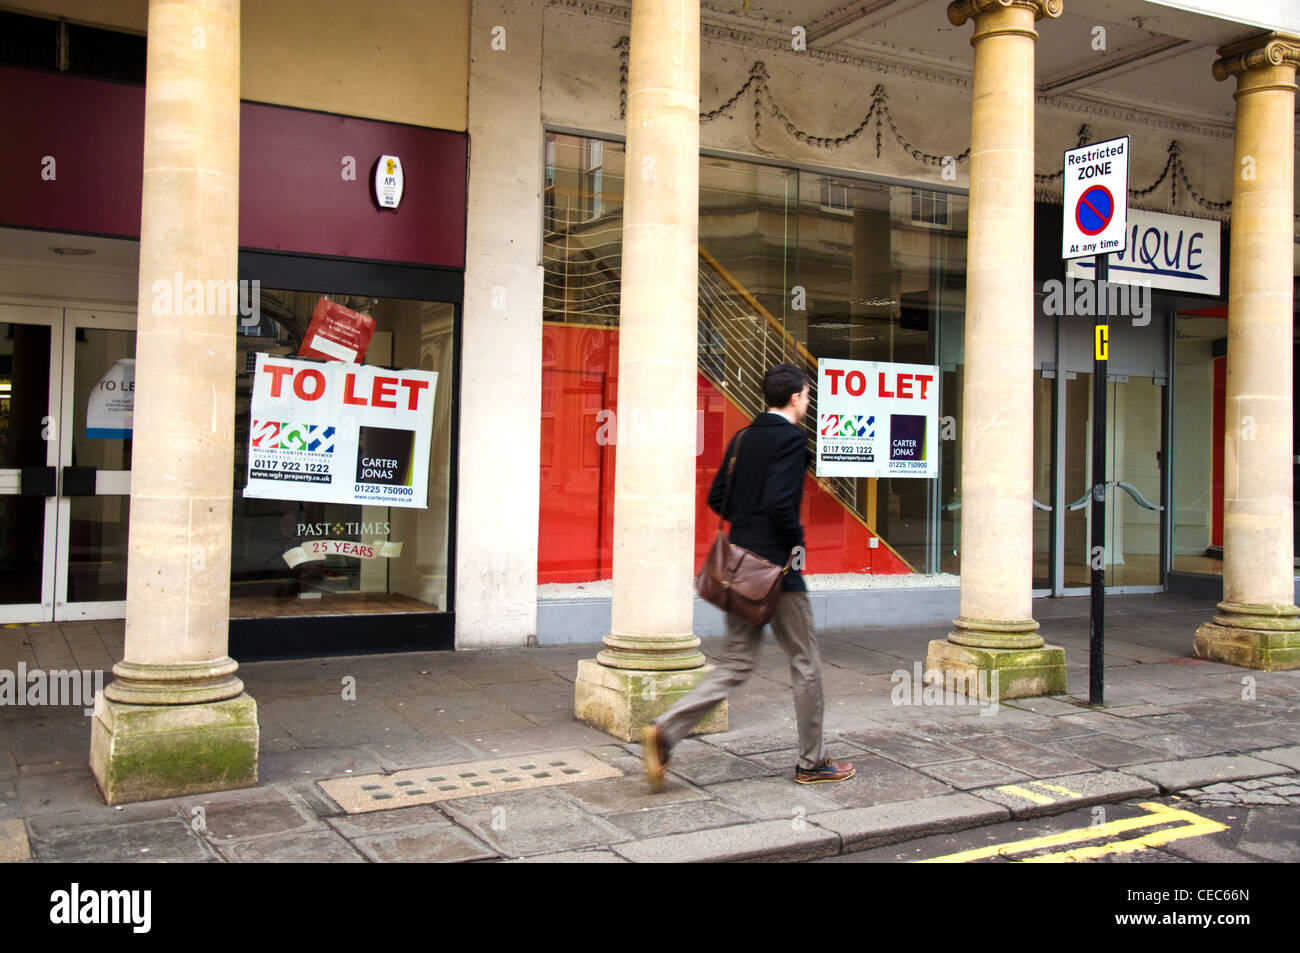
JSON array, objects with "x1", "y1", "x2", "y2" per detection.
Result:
[
  {"x1": 1030, "y1": 781, "x2": 1084, "y2": 798},
  {"x1": 917, "y1": 802, "x2": 1225, "y2": 863},
  {"x1": 996, "y1": 784, "x2": 1056, "y2": 806}
]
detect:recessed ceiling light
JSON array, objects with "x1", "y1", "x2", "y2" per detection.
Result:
[{"x1": 51, "y1": 247, "x2": 96, "y2": 256}]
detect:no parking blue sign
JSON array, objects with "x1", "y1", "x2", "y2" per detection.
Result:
[{"x1": 1062, "y1": 136, "x2": 1128, "y2": 259}]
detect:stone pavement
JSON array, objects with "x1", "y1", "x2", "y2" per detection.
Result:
[{"x1": 1, "y1": 593, "x2": 1298, "y2": 863}]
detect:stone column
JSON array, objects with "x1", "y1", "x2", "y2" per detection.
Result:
[
  {"x1": 574, "y1": 0, "x2": 724, "y2": 740},
  {"x1": 1195, "y1": 33, "x2": 1300, "y2": 671},
  {"x1": 925, "y1": 0, "x2": 1067, "y2": 699},
  {"x1": 90, "y1": 0, "x2": 258, "y2": 804}
]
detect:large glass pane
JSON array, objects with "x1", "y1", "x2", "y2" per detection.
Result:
[
  {"x1": 1171, "y1": 317, "x2": 1223, "y2": 575},
  {"x1": 794, "y1": 174, "x2": 966, "y2": 574},
  {"x1": 1032, "y1": 372, "x2": 1052, "y2": 590},
  {"x1": 0, "y1": 321, "x2": 51, "y2": 604},
  {"x1": 231, "y1": 290, "x2": 454, "y2": 617},
  {"x1": 65, "y1": 325, "x2": 134, "y2": 603},
  {"x1": 1063, "y1": 372, "x2": 1092, "y2": 588},
  {"x1": 538, "y1": 132, "x2": 967, "y2": 583},
  {"x1": 1106, "y1": 376, "x2": 1163, "y2": 586}
]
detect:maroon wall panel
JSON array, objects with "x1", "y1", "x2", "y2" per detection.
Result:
[
  {"x1": 0, "y1": 66, "x2": 467, "y2": 269},
  {"x1": 0, "y1": 66, "x2": 146, "y2": 239},
  {"x1": 238, "y1": 105, "x2": 466, "y2": 267}
]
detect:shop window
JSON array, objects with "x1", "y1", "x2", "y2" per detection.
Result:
[
  {"x1": 231, "y1": 289, "x2": 454, "y2": 616},
  {"x1": 0, "y1": 12, "x2": 146, "y2": 84},
  {"x1": 540, "y1": 131, "x2": 968, "y2": 582}
]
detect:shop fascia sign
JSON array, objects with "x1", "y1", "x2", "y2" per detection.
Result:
[
  {"x1": 1067, "y1": 208, "x2": 1220, "y2": 296},
  {"x1": 815, "y1": 358, "x2": 939, "y2": 479},
  {"x1": 373, "y1": 155, "x2": 404, "y2": 209}
]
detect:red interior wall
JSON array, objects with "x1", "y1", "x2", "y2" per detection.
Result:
[{"x1": 539, "y1": 323, "x2": 910, "y2": 583}]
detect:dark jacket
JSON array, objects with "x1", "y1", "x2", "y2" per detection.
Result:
[{"x1": 707, "y1": 412, "x2": 809, "y2": 591}]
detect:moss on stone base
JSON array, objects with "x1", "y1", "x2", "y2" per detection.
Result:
[
  {"x1": 574, "y1": 658, "x2": 727, "y2": 741},
  {"x1": 90, "y1": 693, "x2": 259, "y2": 805},
  {"x1": 1194, "y1": 623, "x2": 1300, "y2": 671},
  {"x1": 925, "y1": 639, "x2": 1067, "y2": 700}
]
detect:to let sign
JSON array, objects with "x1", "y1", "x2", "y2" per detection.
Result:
[{"x1": 1062, "y1": 136, "x2": 1129, "y2": 260}]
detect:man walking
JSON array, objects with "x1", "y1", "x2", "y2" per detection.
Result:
[{"x1": 642, "y1": 363, "x2": 854, "y2": 791}]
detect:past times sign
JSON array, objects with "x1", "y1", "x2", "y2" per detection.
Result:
[
  {"x1": 815, "y1": 358, "x2": 939, "y2": 479},
  {"x1": 243, "y1": 353, "x2": 437, "y2": 508}
]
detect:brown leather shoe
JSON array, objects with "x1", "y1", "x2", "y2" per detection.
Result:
[
  {"x1": 795, "y1": 758, "x2": 855, "y2": 784},
  {"x1": 642, "y1": 723, "x2": 670, "y2": 793}
]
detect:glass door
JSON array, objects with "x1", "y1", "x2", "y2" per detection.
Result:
[
  {"x1": 55, "y1": 309, "x2": 135, "y2": 619},
  {"x1": 0, "y1": 305, "x2": 60, "y2": 623},
  {"x1": 1062, "y1": 372, "x2": 1165, "y2": 591},
  {"x1": 0, "y1": 304, "x2": 135, "y2": 623}
]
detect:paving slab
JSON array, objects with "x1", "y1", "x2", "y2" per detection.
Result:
[
  {"x1": 916, "y1": 758, "x2": 1032, "y2": 790},
  {"x1": 944, "y1": 735, "x2": 1095, "y2": 778},
  {"x1": 257, "y1": 745, "x2": 386, "y2": 785},
  {"x1": 28, "y1": 817, "x2": 217, "y2": 863},
  {"x1": 1119, "y1": 732, "x2": 1222, "y2": 758},
  {"x1": 660, "y1": 740, "x2": 771, "y2": 785},
  {"x1": 359, "y1": 735, "x2": 480, "y2": 771},
  {"x1": 1057, "y1": 711, "x2": 1166, "y2": 740},
  {"x1": 612, "y1": 818, "x2": 840, "y2": 863},
  {"x1": 350, "y1": 825, "x2": 497, "y2": 862},
  {"x1": 14, "y1": 768, "x2": 107, "y2": 816},
  {"x1": 181, "y1": 788, "x2": 321, "y2": 842},
  {"x1": 602, "y1": 800, "x2": 753, "y2": 839},
  {"x1": 807, "y1": 793, "x2": 1010, "y2": 851},
  {"x1": 1251, "y1": 746, "x2": 1300, "y2": 771},
  {"x1": 0, "y1": 818, "x2": 29, "y2": 862},
  {"x1": 437, "y1": 788, "x2": 631, "y2": 857},
  {"x1": 970, "y1": 771, "x2": 1159, "y2": 818},
  {"x1": 505, "y1": 848, "x2": 628, "y2": 863},
  {"x1": 217, "y1": 829, "x2": 367, "y2": 863},
  {"x1": 1048, "y1": 734, "x2": 1168, "y2": 768},
  {"x1": 1002, "y1": 697, "x2": 1086, "y2": 717},
  {"x1": 1126, "y1": 754, "x2": 1295, "y2": 792},
  {"x1": 840, "y1": 729, "x2": 971, "y2": 766},
  {"x1": 704, "y1": 776, "x2": 844, "y2": 820},
  {"x1": 558, "y1": 770, "x2": 710, "y2": 815},
  {"x1": 325, "y1": 804, "x2": 454, "y2": 839}
]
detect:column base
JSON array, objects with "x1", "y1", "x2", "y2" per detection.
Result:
[
  {"x1": 925, "y1": 639, "x2": 1067, "y2": 700},
  {"x1": 1194, "y1": 619, "x2": 1300, "y2": 671},
  {"x1": 574, "y1": 658, "x2": 727, "y2": 742},
  {"x1": 90, "y1": 692, "x2": 259, "y2": 806}
]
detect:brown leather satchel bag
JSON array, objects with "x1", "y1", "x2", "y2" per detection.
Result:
[{"x1": 695, "y1": 429, "x2": 792, "y2": 626}]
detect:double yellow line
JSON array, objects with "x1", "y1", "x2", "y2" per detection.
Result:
[{"x1": 918, "y1": 802, "x2": 1226, "y2": 863}]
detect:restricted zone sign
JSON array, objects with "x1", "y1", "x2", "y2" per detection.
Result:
[{"x1": 1062, "y1": 136, "x2": 1128, "y2": 260}]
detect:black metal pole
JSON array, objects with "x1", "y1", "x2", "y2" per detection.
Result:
[{"x1": 1090, "y1": 254, "x2": 1108, "y2": 705}]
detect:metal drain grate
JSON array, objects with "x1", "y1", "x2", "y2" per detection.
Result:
[{"x1": 319, "y1": 749, "x2": 624, "y2": 813}]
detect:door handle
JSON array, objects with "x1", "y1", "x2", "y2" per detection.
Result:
[
  {"x1": 20, "y1": 466, "x2": 57, "y2": 497},
  {"x1": 62, "y1": 466, "x2": 97, "y2": 496}
]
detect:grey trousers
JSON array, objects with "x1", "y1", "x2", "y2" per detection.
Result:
[{"x1": 653, "y1": 589, "x2": 826, "y2": 770}]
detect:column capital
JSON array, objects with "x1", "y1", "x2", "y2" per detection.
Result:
[
  {"x1": 947, "y1": 0, "x2": 1062, "y2": 28},
  {"x1": 1213, "y1": 31, "x2": 1300, "y2": 82}
]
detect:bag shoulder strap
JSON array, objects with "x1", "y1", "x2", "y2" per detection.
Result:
[{"x1": 718, "y1": 427, "x2": 749, "y2": 530}]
